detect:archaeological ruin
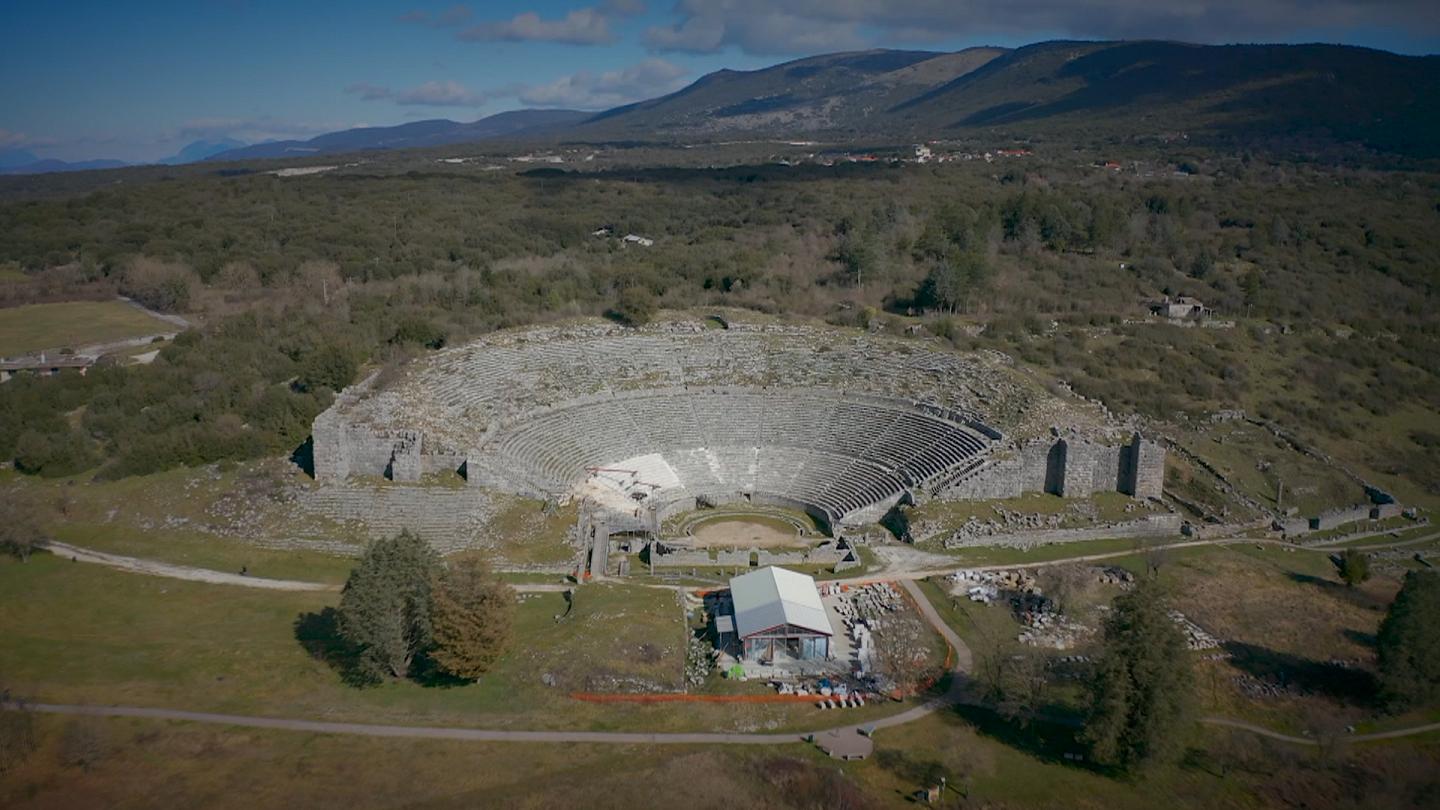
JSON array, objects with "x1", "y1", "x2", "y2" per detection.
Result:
[{"x1": 310, "y1": 318, "x2": 1166, "y2": 559}]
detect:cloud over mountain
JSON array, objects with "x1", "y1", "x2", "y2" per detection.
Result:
[
  {"x1": 346, "y1": 80, "x2": 494, "y2": 108},
  {"x1": 515, "y1": 58, "x2": 688, "y2": 108},
  {"x1": 643, "y1": 0, "x2": 1440, "y2": 55},
  {"x1": 458, "y1": 8, "x2": 616, "y2": 45}
]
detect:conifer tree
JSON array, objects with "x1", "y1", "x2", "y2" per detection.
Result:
[
  {"x1": 1378, "y1": 570, "x2": 1440, "y2": 708},
  {"x1": 1084, "y1": 580, "x2": 1195, "y2": 772},
  {"x1": 338, "y1": 531, "x2": 440, "y2": 680}
]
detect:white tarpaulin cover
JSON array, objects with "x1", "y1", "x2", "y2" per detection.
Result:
[{"x1": 730, "y1": 566, "x2": 833, "y2": 639}]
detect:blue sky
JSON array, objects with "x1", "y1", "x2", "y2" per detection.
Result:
[{"x1": 2, "y1": 1, "x2": 1437, "y2": 163}]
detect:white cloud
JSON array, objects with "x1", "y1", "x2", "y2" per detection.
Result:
[
  {"x1": 515, "y1": 58, "x2": 689, "y2": 109},
  {"x1": 458, "y1": 8, "x2": 614, "y2": 45},
  {"x1": 645, "y1": 6, "x2": 863, "y2": 55},
  {"x1": 399, "y1": 4, "x2": 473, "y2": 28},
  {"x1": 395, "y1": 80, "x2": 490, "y2": 107},
  {"x1": 344, "y1": 81, "x2": 393, "y2": 101},
  {"x1": 600, "y1": 0, "x2": 647, "y2": 14},
  {"x1": 347, "y1": 80, "x2": 494, "y2": 108},
  {"x1": 0, "y1": 128, "x2": 31, "y2": 149}
]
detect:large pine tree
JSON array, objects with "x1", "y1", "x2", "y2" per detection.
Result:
[
  {"x1": 1084, "y1": 580, "x2": 1195, "y2": 772},
  {"x1": 337, "y1": 531, "x2": 440, "y2": 680},
  {"x1": 1378, "y1": 570, "x2": 1440, "y2": 708}
]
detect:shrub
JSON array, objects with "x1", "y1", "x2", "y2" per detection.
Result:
[
  {"x1": 119, "y1": 256, "x2": 197, "y2": 312},
  {"x1": 295, "y1": 344, "x2": 358, "y2": 394}
]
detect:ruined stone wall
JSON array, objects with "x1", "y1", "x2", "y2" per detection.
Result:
[
  {"x1": 1058, "y1": 439, "x2": 1125, "y2": 498},
  {"x1": 422, "y1": 452, "x2": 466, "y2": 478},
  {"x1": 388, "y1": 431, "x2": 423, "y2": 482},
  {"x1": 295, "y1": 483, "x2": 496, "y2": 554},
  {"x1": 1126, "y1": 436, "x2": 1166, "y2": 499},
  {"x1": 1058, "y1": 439, "x2": 1096, "y2": 498},
  {"x1": 1312, "y1": 505, "x2": 1372, "y2": 531},
  {"x1": 941, "y1": 443, "x2": 1050, "y2": 500},
  {"x1": 942, "y1": 513, "x2": 1182, "y2": 549},
  {"x1": 939, "y1": 434, "x2": 1165, "y2": 503},
  {"x1": 651, "y1": 546, "x2": 849, "y2": 569},
  {"x1": 311, "y1": 410, "x2": 349, "y2": 480},
  {"x1": 313, "y1": 413, "x2": 406, "y2": 481}
]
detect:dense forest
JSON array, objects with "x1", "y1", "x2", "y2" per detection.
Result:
[{"x1": 1, "y1": 147, "x2": 1437, "y2": 494}]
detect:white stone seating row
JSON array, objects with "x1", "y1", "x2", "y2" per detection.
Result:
[{"x1": 481, "y1": 389, "x2": 989, "y2": 521}]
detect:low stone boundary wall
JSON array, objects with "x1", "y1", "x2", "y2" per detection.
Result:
[{"x1": 941, "y1": 513, "x2": 1182, "y2": 550}]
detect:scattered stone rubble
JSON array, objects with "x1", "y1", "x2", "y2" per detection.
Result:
[
  {"x1": 932, "y1": 499, "x2": 1176, "y2": 550},
  {"x1": 685, "y1": 634, "x2": 716, "y2": 687},
  {"x1": 1167, "y1": 610, "x2": 1221, "y2": 650}
]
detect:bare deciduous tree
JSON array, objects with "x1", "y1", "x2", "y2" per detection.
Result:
[{"x1": 872, "y1": 613, "x2": 933, "y2": 697}]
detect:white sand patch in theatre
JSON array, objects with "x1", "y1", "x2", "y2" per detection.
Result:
[{"x1": 577, "y1": 453, "x2": 681, "y2": 512}]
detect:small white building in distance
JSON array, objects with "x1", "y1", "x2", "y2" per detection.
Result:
[
  {"x1": 727, "y1": 566, "x2": 834, "y2": 662},
  {"x1": 1150, "y1": 295, "x2": 1208, "y2": 320}
]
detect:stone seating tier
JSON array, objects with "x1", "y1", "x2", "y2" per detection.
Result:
[{"x1": 484, "y1": 390, "x2": 989, "y2": 522}]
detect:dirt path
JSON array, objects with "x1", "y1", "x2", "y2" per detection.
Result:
[
  {"x1": 856, "y1": 530, "x2": 1440, "y2": 584},
  {"x1": 45, "y1": 541, "x2": 581, "y2": 595},
  {"x1": 1198, "y1": 716, "x2": 1440, "y2": 745},
  {"x1": 45, "y1": 541, "x2": 334, "y2": 592},
  {"x1": 48, "y1": 527, "x2": 1439, "y2": 596}
]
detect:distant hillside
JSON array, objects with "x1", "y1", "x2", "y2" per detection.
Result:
[
  {"x1": 575, "y1": 48, "x2": 1006, "y2": 138},
  {"x1": 0, "y1": 149, "x2": 41, "y2": 170},
  {"x1": 160, "y1": 139, "x2": 246, "y2": 165},
  {"x1": 0, "y1": 157, "x2": 129, "y2": 175},
  {"x1": 567, "y1": 41, "x2": 1440, "y2": 156},
  {"x1": 206, "y1": 109, "x2": 590, "y2": 161},
  {"x1": 890, "y1": 41, "x2": 1440, "y2": 155}
]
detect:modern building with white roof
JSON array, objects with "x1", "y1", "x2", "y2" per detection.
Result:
[{"x1": 727, "y1": 566, "x2": 833, "y2": 662}]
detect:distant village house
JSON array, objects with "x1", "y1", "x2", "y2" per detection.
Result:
[{"x1": 1150, "y1": 295, "x2": 1208, "y2": 320}]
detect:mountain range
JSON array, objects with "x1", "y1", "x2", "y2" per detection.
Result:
[
  {"x1": 567, "y1": 41, "x2": 1439, "y2": 156},
  {"x1": 0, "y1": 139, "x2": 241, "y2": 175},
  {"x1": 10, "y1": 39, "x2": 1439, "y2": 173},
  {"x1": 198, "y1": 40, "x2": 1440, "y2": 160},
  {"x1": 203, "y1": 109, "x2": 590, "y2": 161}
]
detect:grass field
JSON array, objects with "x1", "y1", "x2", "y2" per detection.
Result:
[
  {"x1": 0, "y1": 556, "x2": 921, "y2": 734},
  {"x1": 2, "y1": 549, "x2": 1437, "y2": 808},
  {"x1": 0, "y1": 300, "x2": 175, "y2": 355},
  {"x1": 477, "y1": 494, "x2": 578, "y2": 566},
  {"x1": 51, "y1": 522, "x2": 356, "y2": 584},
  {"x1": 924, "y1": 539, "x2": 1414, "y2": 736},
  {"x1": 4, "y1": 699, "x2": 1435, "y2": 809}
]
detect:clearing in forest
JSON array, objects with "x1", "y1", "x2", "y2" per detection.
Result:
[{"x1": 0, "y1": 300, "x2": 175, "y2": 356}]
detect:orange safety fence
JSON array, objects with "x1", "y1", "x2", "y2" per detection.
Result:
[{"x1": 571, "y1": 692, "x2": 826, "y2": 704}]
